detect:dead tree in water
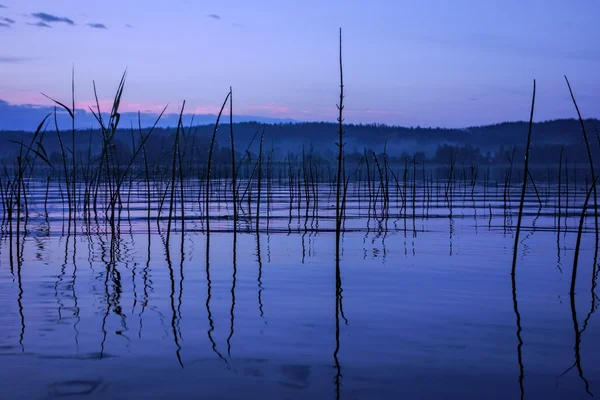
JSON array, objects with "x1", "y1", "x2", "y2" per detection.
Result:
[
  {"x1": 335, "y1": 28, "x2": 345, "y2": 257},
  {"x1": 205, "y1": 91, "x2": 232, "y2": 233},
  {"x1": 512, "y1": 80, "x2": 536, "y2": 277}
]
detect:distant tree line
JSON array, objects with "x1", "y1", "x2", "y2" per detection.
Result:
[{"x1": 0, "y1": 119, "x2": 598, "y2": 167}]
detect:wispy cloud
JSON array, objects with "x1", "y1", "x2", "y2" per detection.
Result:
[
  {"x1": 232, "y1": 22, "x2": 244, "y2": 28},
  {"x1": 207, "y1": 14, "x2": 220, "y2": 20},
  {"x1": 246, "y1": 104, "x2": 290, "y2": 115},
  {"x1": 125, "y1": 24, "x2": 134, "y2": 28},
  {"x1": 76, "y1": 99, "x2": 154, "y2": 113},
  {"x1": 0, "y1": 4, "x2": 6, "y2": 8},
  {"x1": 29, "y1": 21, "x2": 52, "y2": 28},
  {"x1": 32, "y1": 12, "x2": 75, "y2": 25},
  {"x1": 86, "y1": 23, "x2": 107, "y2": 29},
  {"x1": 0, "y1": 56, "x2": 31, "y2": 63},
  {"x1": 0, "y1": 22, "x2": 9, "y2": 28},
  {"x1": 1, "y1": 17, "x2": 14, "y2": 24}
]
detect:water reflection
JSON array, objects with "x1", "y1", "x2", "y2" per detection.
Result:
[
  {"x1": 570, "y1": 291, "x2": 592, "y2": 396},
  {"x1": 71, "y1": 234, "x2": 81, "y2": 353},
  {"x1": 164, "y1": 233, "x2": 183, "y2": 367},
  {"x1": 334, "y1": 226, "x2": 346, "y2": 398},
  {"x1": 256, "y1": 234, "x2": 265, "y2": 322},
  {"x1": 227, "y1": 230, "x2": 237, "y2": 357},
  {"x1": 0, "y1": 182, "x2": 599, "y2": 399},
  {"x1": 17, "y1": 235, "x2": 24, "y2": 352},
  {"x1": 138, "y1": 226, "x2": 152, "y2": 339},
  {"x1": 205, "y1": 230, "x2": 227, "y2": 364},
  {"x1": 511, "y1": 271, "x2": 525, "y2": 400}
]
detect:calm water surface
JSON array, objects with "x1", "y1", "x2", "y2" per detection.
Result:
[{"x1": 1, "y1": 183, "x2": 599, "y2": 399}]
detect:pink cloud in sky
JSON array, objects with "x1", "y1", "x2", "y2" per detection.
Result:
[
  {"x1": 1, "y1": 91, "x2": 407, "y2": 124},
  {"x1": 76, "y1": 99, "x2": 173, "y2": 114},
  {"x1": 0, "y1": 93, "x2": 170, "y2": 114},
  {"x1": 79, "y1": 100, "x2": 226, "y2": 116},
  {"x1": 190, "y1": 105, "x2": 227, "y2": 115},
  {"x1": 3, "y1": 94, "x2": 295, "y2": 117}
]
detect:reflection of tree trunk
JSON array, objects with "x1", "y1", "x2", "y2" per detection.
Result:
[
  {"x1": 334, "y1": 256, "x2": 342, "y2": 400},
  {"x1": 579, "y1": 235, "x2": 598, "y2": 335},
  {"x1": 138, "y1": 229, "x2": 151, "y2": 339},
  {"x1": 72, "y1": 234, "x2": 80, "y2": 353},
  {"x1": 205, "y1": 232, "x2": 227, "y2": 364},
  {"x1": 166, "y1": 238, "x2": 183, "y2": 367},
  {"x1": 227, "y1": 231, "x2": 237, "y2": 357},
  {"x1": 511, "y1": 272, "x2": 524, "y2": 400},
  {"x1": 256, "y1": 234, "x2": 265, "y2": 320},
  {"x1": 567, "y1": 292, "x2": 592, "y2": 396},
  {"x1": 17, "y1": 231, "x2": 25, "y2": 353},
  {"x1": 561, "y1": 180, "x2": 596, "y2": 396},
  {"x1": 99, "y1": 235, "x2": 109, "y2": 358},
  {"x1": 177, "y1": 226, "x2": 185, "y2": 350},
  {"x1": 100, "y1": 235, "x2": 126, "y2": 359}
]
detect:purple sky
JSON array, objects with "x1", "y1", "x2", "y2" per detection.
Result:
[{"x1": 0, "y1": 0, "x2": 598, "y2": 127}]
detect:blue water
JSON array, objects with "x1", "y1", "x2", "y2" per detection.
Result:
[{"x1": 0, "y1": 183, "x2": 599, "y2": 399}]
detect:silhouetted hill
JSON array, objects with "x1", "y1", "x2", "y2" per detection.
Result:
[{"x1": 1, "y1": 115, "x2": 598, "y2": 165}]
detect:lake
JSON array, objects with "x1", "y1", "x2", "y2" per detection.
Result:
[{"x1": 1, "y1": 180, "x2": 599, "y2": 399}]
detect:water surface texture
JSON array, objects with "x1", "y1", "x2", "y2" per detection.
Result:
[{"x1": 1, "y1": 181, "x2": 599, "y2": 400}]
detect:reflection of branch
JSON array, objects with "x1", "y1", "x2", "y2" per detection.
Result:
[
  {"x1": 560, "y1": 181, "x2": 595, "y2": 396},
  {"x1": 511, "y1": 273, "x2": 524, "y2": 400},
  {"x1": 338, "y1": 282, "x2": 348, "y2": 326},
  {"x1": 178, "y1": 232, "x2": 185, "y2": 341},
  {"x1": 72, "y1": 234, "x2": 80, "y2": 353},
  {"x1": 165, "y1": 240, "x2": 183, "y2": 367},
  {"x1": 334, "y1": 228, "x2": 344, "y2": 398},
  {"x1": 138, "y1": 231, "x2": 151, "y2": 339},
  {"x1": 580, "y1": 235, "x2": 599, "y2": 336},
  {"x1": 205, "y1": 232, "x2": 227, "y2": 364},
  {"x1": 334, "y1": 274, "x2": 341, "y2": 400},
  {"x1": 55, "y1": 235, "x2": 68, "y2": 324},
  {"x1": 333, "y1": 296, "x2": 342, "y2": 399},
  {"x1": 99, "y1": 235, "x2": 110, "y2": 359},
  {"x1": 256, "y1": 234, "x2": 265, "y2": 321},
  {"x1": 227, "y1": 233, "x2": 237, "y2": 357},
  {"x1": 301, "y1": 230, "x2": 307, "y2": 264},
  {"x1": 17, "y1": 235, "x2": 25, "y2": 352},
  {"x1": 567, "y1": 292, "x2": 592, "y2": 396},
  {"x1": 556, "y1": 224, "x2": 563, "y2": 274}
]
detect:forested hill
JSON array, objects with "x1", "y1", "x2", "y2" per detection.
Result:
[{"x1": 0, "y1": 118, "x2": 598, "y2": 165}]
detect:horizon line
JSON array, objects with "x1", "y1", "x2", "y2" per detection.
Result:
[{"x1": 1, "y1": 116, "x2": 599, "y2": 133}]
